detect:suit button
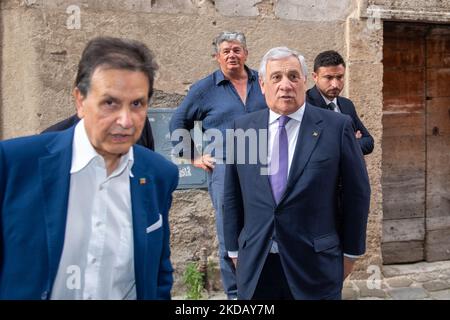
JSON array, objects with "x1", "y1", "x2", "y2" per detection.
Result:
[{"x1": 41, "y1": 291, "x2": 49, "y2": 300}]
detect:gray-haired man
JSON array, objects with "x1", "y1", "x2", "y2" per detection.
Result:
[
  {"x1": 170, "y1": 31, "x2": 267, "y2": 299},
  {"x1": 223, "y1": 47, "x2": 370, "y2": 299}
]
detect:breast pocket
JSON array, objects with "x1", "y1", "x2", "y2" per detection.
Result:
[{"x1": 146, "y1": 214, "x2": 162, "y2": 234}]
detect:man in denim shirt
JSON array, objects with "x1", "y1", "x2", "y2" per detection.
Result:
[{"x1": 170, "y1": 31, "x2": 267, "y2": 299}]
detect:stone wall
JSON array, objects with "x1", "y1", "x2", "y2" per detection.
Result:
[{"x1": 1, "y1": 0, "x2": 449, "y2": 297}]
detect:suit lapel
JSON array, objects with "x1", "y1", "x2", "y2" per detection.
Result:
[
  {"x1": 309, "y1": 86, "x2": 328, "y2": 109},
  {"x1": 252, "y1": 110, "x2": 276, "y2": 203},
  {"x1": 337, "y1": 97, "x2": 348, "y2": 114},
  {"x1": 39, "y1": 128, "x2": 73, "y2": 285},
  {"x1": 130, "y1": 158, "x2": 155, "y2": 299},
  {"x1": 283, "y1": 104, "x2": 323, "y2": 199}
]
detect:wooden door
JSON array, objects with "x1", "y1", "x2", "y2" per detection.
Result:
[
  {"x1": 382, "y1": 23, "x2": 427, "y2": 264},
  {"x1": 382, "y1": 22, "x2": 450, "y2": 264},
  {"x1": 425, "y1": 26, "x2": 450, "y2": 261}
]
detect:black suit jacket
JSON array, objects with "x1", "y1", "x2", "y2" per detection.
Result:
[
  {"x1": 42, "y1": 114, "x2": 155, "y2": 151},
  {"x1": 306, "y1": 86, "x2": 374, "y2": 155}
]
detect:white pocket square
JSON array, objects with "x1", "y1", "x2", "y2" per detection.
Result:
[{"x1": 146, "y1": 214, "x2": 162, "y2": 233}]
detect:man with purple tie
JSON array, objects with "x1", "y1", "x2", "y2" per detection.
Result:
[{"x1": 223, "y1": 47, "x2": 371, "y2": 300}]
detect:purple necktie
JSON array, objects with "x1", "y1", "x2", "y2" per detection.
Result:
[{"x1": 270, "y1": 115, "x2": 290, "y2": 204}]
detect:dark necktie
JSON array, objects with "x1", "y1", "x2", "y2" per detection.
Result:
[
  {"x1": 328, "y1": 102, "x2": 337, "y2": 111},
  {"x1": 270, "y1": 115, "x2": 290, "y2": 204}
]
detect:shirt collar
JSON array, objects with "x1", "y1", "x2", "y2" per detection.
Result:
[
  {"x1": 319, "y1": 91, "x2": 338, "y2": 106},
  {"x1": 71, "y1": 119, "x2": 134, "y2": 176},
  {"x1": 214, "y1": 65, "x2": 257, "y2": 86},
  {"x1": 269, "y1": 102, "x2": 306, "y2": 125}
]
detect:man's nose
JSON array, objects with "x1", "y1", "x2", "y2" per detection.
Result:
[
  {"x1": 279, "y1": 76, "x2": 293, "y2": 90},
  {"x1": 330, "y1": 78, "x2": 339, "y2": 88},
  {"x1": 117, "y1": 108, "x2": 133, "y2": 129}
]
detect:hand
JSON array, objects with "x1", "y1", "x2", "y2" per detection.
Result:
[
  {"x1": 192, "y1": 154, "x2": 215, "y2": 172},
  {"x1": 355, "y1": 130, "x2": 362, "y2": 139},
  {"x1": 343, "y1": 256, "x2": 356, "y2": 280}
]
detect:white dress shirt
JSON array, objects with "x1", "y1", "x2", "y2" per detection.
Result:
[
  {"x1": 320, "y1": 93, "x2": 341, "y2": 113},
  {"x1": 51, "y1": 119, "x2": 137, "y2": 300},
  {"x1": 267, "y1": 106, "x2": 305, "y2": 176},
  {"x1": 267, "y1": 105, "x2": 305, "y2": 253}
]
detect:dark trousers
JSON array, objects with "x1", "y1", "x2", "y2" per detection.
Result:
[{"x1": 251, "y1": 253, "x2": 294, "y2": 300}]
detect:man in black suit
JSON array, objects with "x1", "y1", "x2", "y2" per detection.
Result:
[
  {"x1": 43, "y1": 114, "x2": 155, "y2": 151},
  {"x1": 306, "y1": 50, "x2": 373, "y2": 155}
]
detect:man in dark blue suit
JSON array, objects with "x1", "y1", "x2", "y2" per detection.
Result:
[
  {"x1": 0, "y1": 37, "x2": 178, "y2": 299},
  {"x1": 224, "y1": 47, "x2": 371, "y2": 300},
  {"x1": 306, "y1": 50, "x2": 374, "y2": 155}
]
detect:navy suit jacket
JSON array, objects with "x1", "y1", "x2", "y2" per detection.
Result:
[
  {"x1": 223, "y1": 104, "x2": 371, "y2": 299},
  {"x1": 306, "y1": 86, "x2": 374, "y2": 155},
  {"x1": 0, "y1": 127, "x2": 178, "y2": 300}
]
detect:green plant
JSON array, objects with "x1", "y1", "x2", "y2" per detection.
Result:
[{"x1": 183, "y1": 261, "x2": 205, "y2": 300}]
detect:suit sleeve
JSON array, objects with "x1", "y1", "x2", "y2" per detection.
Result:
[
  {"x1": 223, "y1": 123, "x2": 245, "y2": 252},
  {"x1": 137, "y1": 118, "x2": 155, "y2": 151},
  {"x1": 146, "y1": 119, "x2": 155, "y2": 151},
  {"x1": 340, "y1": 117, "x2": 371, "y2": 256},
  {"x1": 157, "y1": 164, "x2": 179, "y2": 299},
  {"x1": 41, "y1": 114, "x2": 80, "y2": 134},
  {"x1": 348, "y1": 104, "x2": 374, "y2": 155},
  {"x1": 0, "y1": 143, "x2": 5, "y2": 270}
]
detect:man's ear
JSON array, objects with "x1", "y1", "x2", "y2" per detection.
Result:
[
  {"x1": 312, "y1": 72, "x2": 318, "y2": 84},
  {"x1": 214, "y1": 50, "x2": 220, "y2": 60},
  {"x1": 73, "y1": 87, "x2": 85, "y2": 119},
  {"x1": 259, "y1": 77, "x2": 265, "y2": 95}
]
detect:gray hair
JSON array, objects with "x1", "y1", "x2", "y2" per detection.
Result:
[
  {"x1": 258, "y1": 47, "x2": 308, "y2": 81},
  {"x1": 213, "y1": 31, "x2": 247, "y2": 54}
]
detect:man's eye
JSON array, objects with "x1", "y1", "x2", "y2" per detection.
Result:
[
  {"x1": 132, "y1": 101, "x2": 143, "y2": 108},
  {"x1": 105, "y1": 100, "x2": 115, "y2": 107}
]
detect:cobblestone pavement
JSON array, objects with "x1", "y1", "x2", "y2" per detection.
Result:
[
  {"x1": 343, "y1": 261, "x2": 450, "y2": 300},
  {"x1": 175, "y1": 261, "x2": 450, "y2": 300}
]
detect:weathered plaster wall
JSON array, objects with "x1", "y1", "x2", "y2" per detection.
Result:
[{"x1": 1, "y1": 0, "x2": 353, "y2": 139}]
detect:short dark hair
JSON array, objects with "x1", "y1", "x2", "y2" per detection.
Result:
[
  {"x1": 75, "y1": 37, "x2": 158, "y2": 99},
  {"x1": 313, "y1": 50, "x2": 346, "y2": 72}
]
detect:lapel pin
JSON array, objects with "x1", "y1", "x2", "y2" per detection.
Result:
[
  {"x1": 313, "y1": 131, "x2": 319, "y2": 137},
  {"x1": 139, "y1": 178, "x2": 147, "y2": 185}
]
